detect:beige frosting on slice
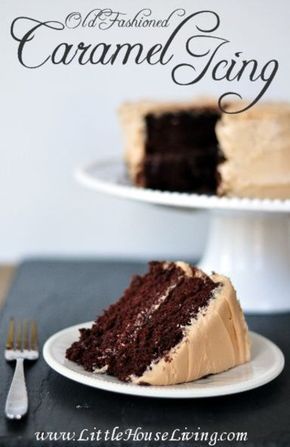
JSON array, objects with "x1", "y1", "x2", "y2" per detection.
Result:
[
  {"x1": 217, "y1": 102, "x2": 290, "y2": 199},
  {"x1": 167, "y1": 260, "x2": 194, "y2": 277},
  {"x1": 130, "y1": 273, "x2": 250, "y2": 386}
]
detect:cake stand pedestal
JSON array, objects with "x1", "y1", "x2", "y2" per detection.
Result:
[
  {"x1": 76, "y1": 158, "x2": 290, "y2": 314},
  {"x1": 198, "y1": 212, "x2": 290, "y2": 313}
]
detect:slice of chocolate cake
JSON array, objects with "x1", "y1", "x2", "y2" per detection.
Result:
[
  {"x1": 66, "y1": 262, "x2": 250, "y2": 386},
  {"x1": 119, "y1": 100, "x2": 222, "y2": 193}
]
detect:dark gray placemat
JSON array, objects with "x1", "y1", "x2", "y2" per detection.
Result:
[{"x1": 0, "y1": 259, "x2": 289, "y2": 447}]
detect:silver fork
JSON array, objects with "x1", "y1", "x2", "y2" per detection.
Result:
[{"x1": 5, "y1": 318, "x2": 39, "y2": 419}]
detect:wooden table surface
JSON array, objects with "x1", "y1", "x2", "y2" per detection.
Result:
[{"x1": 0, "y1": 265, "x2": 15, "y2": 308}]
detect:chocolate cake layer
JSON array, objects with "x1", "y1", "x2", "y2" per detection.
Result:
[
  {"x1": 66, "y1": 262, "x2": 218, "y2": 381},
  {"x1": 145, "y1": 109, "x2": 220, "y2": 154},
  {"x1": 143, "y1": 109, "x2": 220, "y2": 192},
  {"x1": 119, "y1": 100, "x2": 222, "y2": 194},
  {"x1": 137, "y1": 152, "x2": 219, "y2": 193}
]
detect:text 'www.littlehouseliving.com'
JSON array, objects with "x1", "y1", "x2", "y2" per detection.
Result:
[{"x1": 34, "y1": 426, "x2": 248, "y2": 445}]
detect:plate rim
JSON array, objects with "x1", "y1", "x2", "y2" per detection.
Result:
[
  {"x1": 43, "y1": 322, "x2": 285, "y2": 399},
  {"x1": 75, "y1": 157, "x2": 290, "y2": 214}
]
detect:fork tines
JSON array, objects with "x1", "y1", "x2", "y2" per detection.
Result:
[{"x1": 6, "y1": 319, "x2": 38, "y2": 352}]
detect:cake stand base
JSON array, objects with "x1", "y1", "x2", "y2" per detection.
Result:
[{"x1": 198, "y1": 212, "x2": 290, "y2": 313}]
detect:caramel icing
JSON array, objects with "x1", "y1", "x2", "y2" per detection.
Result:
[{"x1": 216, "y1": 102, "x2": 290, "y2": 199}]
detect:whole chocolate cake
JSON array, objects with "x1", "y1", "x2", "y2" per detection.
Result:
[
  {"x1": 119, "y1": 100, "x2": 290, "y2": 199},
  {"x1": 66, "y1": 261, "x2": 250, "y2": 386}
]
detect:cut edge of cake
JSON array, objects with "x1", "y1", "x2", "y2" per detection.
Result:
[
  {"x1": 130, "y1": 270, "x2": 250, "y2": 386},
  {"x1": 118, "y1": 97, "x2": 220, "y2": 190}
]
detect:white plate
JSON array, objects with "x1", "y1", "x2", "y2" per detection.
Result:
[
  {"x1": 43, "y1": 322, "x2": 285, "y2": 399},
  {"x1": 75, "y1": 158, "x2": 290, "y2": 213}
]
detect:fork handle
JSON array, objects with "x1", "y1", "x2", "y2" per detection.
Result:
[{"x1": 5, "y1": 358, "x2": 28, "y2": 419}]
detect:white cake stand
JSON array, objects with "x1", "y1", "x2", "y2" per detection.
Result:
[{"x1": 76, "y1": 158, "x2": 290, "y2": 314}]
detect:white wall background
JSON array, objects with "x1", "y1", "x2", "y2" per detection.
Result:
[{"x1": 0, "y1": 0, "x2": 289, "y2": 262}]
